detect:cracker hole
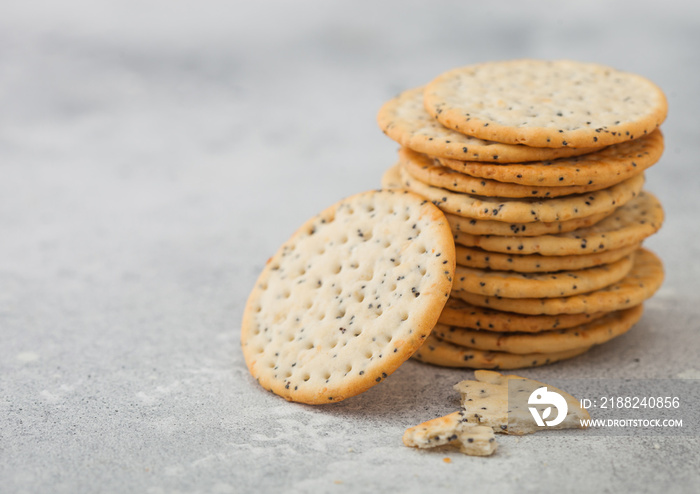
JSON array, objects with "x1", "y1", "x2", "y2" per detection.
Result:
[
  {"x1": 333, "y1": 264, "x2": 342, "y2": 274},
  {"x1": 254, "y1": 305, "x2": 262, "y2": 313},
  {"x1": 287, "y1": 334, "x2": 295, "y2": 342},
  {"x1": 336, "y1": 309, "x2": 346, "y2": 319},
  {"x1": 304, "y1": 300, "x2": 313, "y2": 309},
  {"x1": 323, "y1": 371, "x2": 331, "y2": 380},
  {"x1": 419, "y1": 267, "x2": 427, "y2": 276},
  {"x1": 382, "y1": 239, "x2": 391, "y2": 248},
  {"x1": 353, "y1": 331, "x2": 361, "y2": 337},
  {"x1": 417, "y1": 245, "x2": 427, "y2": 254},
  {"x1": 364, "y1": 350, "x2": 373, "y2": 359},
  {"x1": 254, "y1": 346, "x2": 264, "y2": 354},
  {"x1": 305, "y1": 342, "x2": 314, "y2": 350},
  {"x1": 345, "y1": 364, "x2": 353, "y2": 373},
  {"x1": 355, "y1": 293, "x2": 365, "y2": 303},
  {"x1": 400, "y1": 312, "x2": 409, "y2": 321},
  {"x1": 340, "y1": 235, "x2": 349, "y2": 244},
  {"x1": 303, "y1": 373, "x2": 311, "y2": 382}
]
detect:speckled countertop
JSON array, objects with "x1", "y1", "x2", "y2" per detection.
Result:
[{"x1": 2, "y1": 2, "x2": 699, "y2": 493}]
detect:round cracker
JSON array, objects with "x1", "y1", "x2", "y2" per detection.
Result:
[
  {"x1": 453, "y1": 253, "x2": 634, "y2": 298},
  {"x1": 455, "y1": 243, "x2": 639, "y2": 273},
  {"x1": 453, "y1": 191, "x2": 663, "y2": 256},
  {"x1": 241, "y1": 189, "x2": 456, "y2": 404},
  {"x1": 412, "y1": 333, "x2": 590, "y2": 369},
  {"x1": 383, "y1": 164, "x2": 610, "y2": 235},
  {"x1": 377, "y1": 87, "x2": 600, "y2": 162},
  {"x1": 399, "y1": 147, "x2": 611, "y2": 198},
  {"x1": 438, "y1": 297, "x2": 606, "y2": 333},
  {"x1": 446, "y1": 209, "x2": 610, "y2": 237},
  {"x1": 424, "y1": 60, "x2": 667, "y2": 148},
  {"x1": 433, "y1": 305, "x2": 643, "y2": 354},
  {"x1": 398, "y1": 165, "x2": 645, "y2": 223},
  {"x1": 437, "y1": 129, "x2": 663, "y2": 187},
  {"x1": 451, "y1": 248, "x2": 663, "y2": 315}
]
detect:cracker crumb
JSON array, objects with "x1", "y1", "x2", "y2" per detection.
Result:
[{"x1": 443, "y1": 457, "x2": 452, "y2": 463}]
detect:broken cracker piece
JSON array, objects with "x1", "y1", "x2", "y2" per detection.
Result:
[
  {"x1": 455, "y1": 370, "x2": 590, "y2": 435},
  {"x1": 403, "y1": 410, "x2": 497, "y2": 457}
]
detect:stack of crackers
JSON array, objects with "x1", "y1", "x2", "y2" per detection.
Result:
[{"x1": 378, "y1": 59, "x2": 667, "y2": 370}]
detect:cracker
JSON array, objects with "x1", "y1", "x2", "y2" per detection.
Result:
[
  {"x1": 453, "y1": 191, "x2": 663, "y2": 255},
  {"x1": 241, "y1": 190, "x2": 456, "y2": 404},
  {"x1": 453, "y1": 253, "x2": 634, "y2": 298},
  {"x1": 412, "y1": 333, "x2": 590, "y2": 369},
  {"x1": 446, "y1": 210, "x2": 610, "y2": 237},
  {"x1": 384, "y1": 165, "x2": 610, "y2": 236},
  {"x1": 378, "y1": 86, "x2": 600, "y2": 162},
  {"x1": 452, "y1": 248, "x2": 663, "y2": 315},
  {"x1": 437, "y1": 130, "x2": 663, "y2": 187},
  {"x1": 424, "y1": 60, "x2": 667, "y2": 148},
  {"x1": 455, "y1": 244, "x2": 639, "y2": 273},
  {"x1": 399, "y1": 147, "x2": 607, "y2": 198},
  {"x1": 438, "y1": 297, "x2": 606, "y2": 333},
  {"x1": 402, "y1": 410, "x2": 497, "y2": 456},
  {"x1": 434, "y1": 305, "x2": 643, "y2": 354},
  {"x1": 455, "y1": 370, "x2": 590, "y2": 434},
  {"x1": 398, "y1": 165, "x2": 645, "y2": 223}
]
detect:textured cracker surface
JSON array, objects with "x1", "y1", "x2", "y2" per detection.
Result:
[
  {"x1": 454, "y1": 191, "x2": 663, "y2": 255},
  {"x1": 402, "y1": 410, "x2": 497, "y2": 456},
  {"x1": 453, "y1": 248, "x2": 663, "y2": 315},
  {"x1": 424, "y1": 60, "x2": 668, "y2": 148},
  {"x1": 438, "y1": 129, "x2": 663, "y2": 187},
  {"x1": 399, "y1": 166, "x2": 645, "y2": 223},
  {"x1": 455, "y1": 371, "x2": 590, "y2": 434},
  {"x1": 434, "y1": 305, "x2": 643, "y2": 354},
  {"x1": 384, "y1": 164, "x2": 611, "y2": 236},
  {"x1": 453, "y1": 253, "x2": 634, "y2": 298},
  {"x1": 412, "y1": 333, "x2": 590, "y2": 369},
  {"x1": 378, "y1": 86, "x2": 599, "y2": 161},
  {"x1": 399, "y1": 147, "x2": 610, "y2": 197},
  {"x1": 241, "y1": 190, "x2": 455, "y2": 404},
  {"x1": 455, "y1": 243, "x2": 639, "y2": 273},
  {"x1": 446, "y1": 208, "x2": 610, "y2": 237},
  {"x1": 439, "y1": 298, "x2": 606, "y2": 332}
]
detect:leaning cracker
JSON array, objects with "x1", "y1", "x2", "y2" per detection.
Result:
[
  {"x1": 437, "y1": 130, "x2": 663, "y2": 187},
  {"x1": 434, "y1": 305, "x2": 643, "y2": 354},
  {"x1": 438, "y1": 297, "x2": 606, "y2": 333},
  {"x1": 384, "y1": 165, "x2": 610, "y2": 236},
  {"x1": 412, "y1": 333, "x2": 590, "y2": 369},
  {"x1": 455, "y1": 370, "x2": 590, "y2": 435},
  {"x1": 241, "y1": 190, "x2": 456, "y2": 404},
  {"x1": 453, "y1": 254, "x2": 634, "y2": 298},
  {"x1": 399, "y1": 147, "x2": 608, "y2": 198},
  {"x1": 452, "y1": 248, "x2": 663, "y2": 315},
  {"x1": 398, "y1": 165, "x2": 645, "y2": 223},
  {"x1": 378, "y1": 87, "x2": 599, "y2": 162},
  {"x1": 455, "y1": 244, "x2": 639, "y2": 273},
  {"x1": 402, "y1": 410, "x2": 497, "y2": 456},
  {"x1": 424, "y1": 60, "x2": 667, "y2": 148},
  {"x1": 453, "y1": 191, "x2": 663, "y2": 256}
]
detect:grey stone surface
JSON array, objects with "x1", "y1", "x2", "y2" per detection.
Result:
[{"x1": 1, "y1": 1, "x2": 699, "y2": 493}]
